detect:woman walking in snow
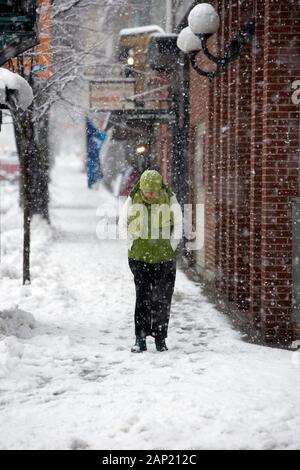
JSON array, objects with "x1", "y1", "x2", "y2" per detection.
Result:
[{"x1": 119, "y1": 170, "x2": 182, "y2": 353}]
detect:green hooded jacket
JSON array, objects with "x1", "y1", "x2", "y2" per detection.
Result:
[{"x1": 127, "y1": 172, "x2": 177, "y2": 264}]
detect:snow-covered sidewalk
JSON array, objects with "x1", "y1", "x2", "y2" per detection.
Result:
[{"x1": 0, "y1": 154, "x2": 300, "y2": 450}]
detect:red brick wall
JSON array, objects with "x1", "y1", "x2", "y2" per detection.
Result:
[
  {"x1": 211, "y1": 1, "x2": 222, "y2": 288},
  {"x1": 249, "y1": 0, "x2": 265, "y2": 326},
  {"x1": 260, "y1": 0, "x2": 300, "y2": 343},
  {"x1": 187, "y1": 0, "x2": 300, "y2": 344},
  {"x1": 233, "y1": 1, "x2": 253, "y2": 313},
  {"x1": 226, "y1": 0, "x2": 239, "y2": 303},
  {"x1": 219, "y1": 0, "x2": 230, "y2": 296},
  {"x1": 189, "y1": 3, "x2": 217, "y2": 281}
]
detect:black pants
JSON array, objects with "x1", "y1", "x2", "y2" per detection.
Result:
[{"x1": 129, "y1": 259, "x2": 176, "y2": 340}]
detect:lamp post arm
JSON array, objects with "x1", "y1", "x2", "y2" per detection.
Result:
[
  {"x1": 198, "y1": 18, "x2": 256, "y2": 67},
  {"x1": 198, "y1": 33, "x2": 227, "y2": 65},
  {"x1": 189, "y1": 52, "x2": 224, "y2": 80}
]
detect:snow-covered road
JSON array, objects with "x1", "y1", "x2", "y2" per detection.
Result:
[{"x1": 0, "y1": 154, "x2": 300, "y2": 450}]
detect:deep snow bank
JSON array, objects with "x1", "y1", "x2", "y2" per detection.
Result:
[
  {"x1": 0, "y1": 308, "x2": 36, "y2": 339},
  {"x1": 0, "y1": 308, "x2": 36, "y2": 378}
]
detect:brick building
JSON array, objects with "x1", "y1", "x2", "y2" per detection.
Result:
[
  {"x1": 113, "y1": 0, "x2": 300, "y2": 345},
  {"x1": 182, "y1": 0, "x2": 300, "y2": 344}
]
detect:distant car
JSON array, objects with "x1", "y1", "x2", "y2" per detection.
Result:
[{"x1": 0, "y1": 150, "x2": 19, "y2": 180}]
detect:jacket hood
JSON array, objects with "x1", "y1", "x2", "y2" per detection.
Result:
[
  {"x1": 129, "y1": 177, "x2": 173, "y2": 202},
  {"x1": 140, "y1": 170, "x2": 163, "y2": 193}
]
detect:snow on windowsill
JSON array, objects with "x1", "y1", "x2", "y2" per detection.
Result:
[{"x1": 119, "y1": 25, "x2": 165, "y2": 37}]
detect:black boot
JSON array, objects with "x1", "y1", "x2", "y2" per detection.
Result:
[
  {"x1": 155, "y1": 338, "x2": 168, "y2": 352},
  {"x1": 131, "y1": 337, "x2": 147, "y2": 353}
]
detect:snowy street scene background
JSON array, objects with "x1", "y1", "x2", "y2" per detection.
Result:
[
  {"x1": 0, "y1": 0, "x2": 300, "y2": 451},
  {"x1": 1, "y1": 152, "x2": 300, "y2": 450}
]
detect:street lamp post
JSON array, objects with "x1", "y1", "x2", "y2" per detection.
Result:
[{"x1": 177, "y1": 3, "x2": 255, "y2": 79}]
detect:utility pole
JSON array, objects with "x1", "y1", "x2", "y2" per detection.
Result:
[{"x1": 165, "y1": 0, "x2": 174, "y2": 34}]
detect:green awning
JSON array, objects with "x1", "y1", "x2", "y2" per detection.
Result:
[{"x1": 0, "y1": 1, "x2": 38, "y2": 66}]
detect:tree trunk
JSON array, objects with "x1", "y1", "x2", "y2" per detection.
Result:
[
  {"x1": 31, "y1": 111, "x2": 50, "y2": 221},
  {"x1": 13, "y1": 107, "x2": 50, "y2": 221}
]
